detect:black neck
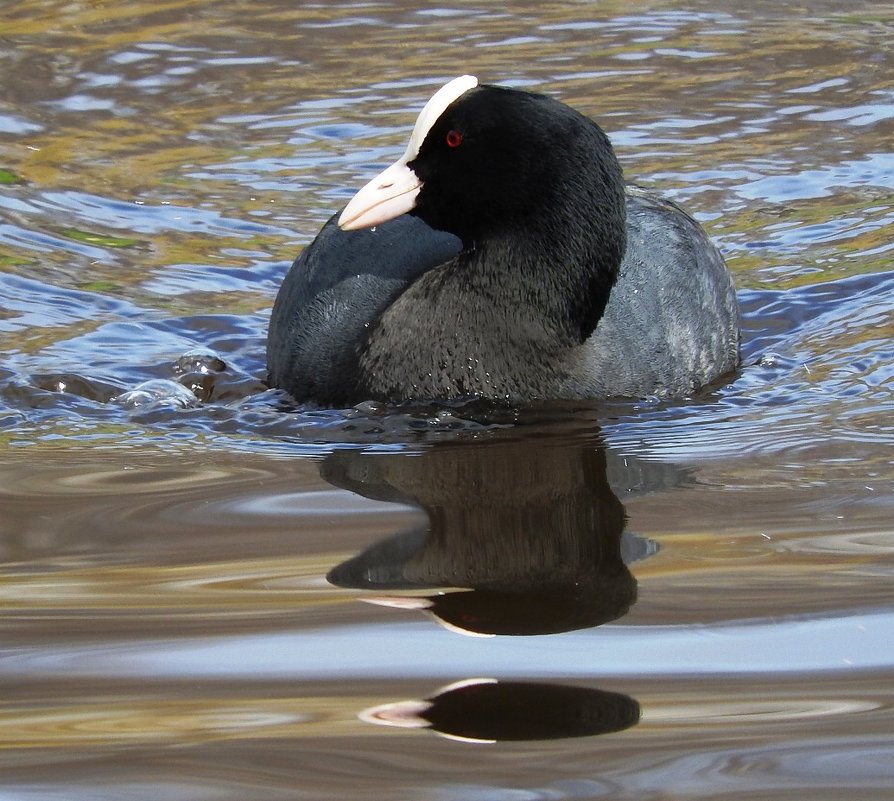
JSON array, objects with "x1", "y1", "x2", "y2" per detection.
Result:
[{"x1": 452, "y1": 205, "x2": 625, "y2": 346}]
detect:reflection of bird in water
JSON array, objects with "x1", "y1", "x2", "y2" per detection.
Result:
[
  {"x1": 361, "y1": 678, "x2": 640, "y2": 743},
  {"x1": 324, "y1": 434, "x2": 659, "y2": 635}
]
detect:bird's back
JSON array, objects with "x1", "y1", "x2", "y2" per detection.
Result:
[{"x1": 566, "y1": 188, "x2": 739, "y2": 398}]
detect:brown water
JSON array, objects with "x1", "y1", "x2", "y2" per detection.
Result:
[{"x1": 2, "y1": 1, "x2": 894, "y2": 799}]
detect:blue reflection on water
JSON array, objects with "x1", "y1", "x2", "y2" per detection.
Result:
[{"x1": 4, "y1": 609, "x2": 892, "y2": 680}]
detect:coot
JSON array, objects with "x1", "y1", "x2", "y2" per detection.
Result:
[{"x1": 267, "y1": 76, "x2": 739, "y2": 406}]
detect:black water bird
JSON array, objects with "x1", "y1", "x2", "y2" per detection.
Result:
[{"x1": 267, "y1": 76, "x2": 739, "y2": 405}]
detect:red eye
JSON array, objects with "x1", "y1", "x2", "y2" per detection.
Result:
[{"x1": 445, "y1": 129, "x2": 463, "y2": 148}]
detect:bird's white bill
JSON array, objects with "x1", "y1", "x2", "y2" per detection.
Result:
[
  {"x1": 338, "y1": 76, "x2": 478, "y2": 231},
  {"x1": 337, "y1": 158, "x2": 421, "y2": 231}
]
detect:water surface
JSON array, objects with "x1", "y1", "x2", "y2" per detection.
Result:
[{"x1": 1, "y1": 1, "x2": 893, "y2": 799}]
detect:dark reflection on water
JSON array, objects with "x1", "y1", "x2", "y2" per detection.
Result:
[
  {"x1": 361, "y1": 678, "x2": 640, "y2": 743},
  {"x1": 325, "y1": 436, "x2": 661, "y2": 635}
]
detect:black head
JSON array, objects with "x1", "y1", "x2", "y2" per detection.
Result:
[
  {"x1": 408, "y1": 84, "x2": 626, "y2": 247},
  {"x1": 336, "y1": 78, "x2": 628, "y2": 341}
]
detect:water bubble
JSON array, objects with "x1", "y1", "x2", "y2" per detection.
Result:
[
  {"x1": 352, "y1": 400, "x2": 387, "y2": 415},
  {"x1": 172, "y1": 348, "x2": 226, "y2": 375},
  {"x1": 114, "y1": 379, "x2": 200, "y2": 410}
]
